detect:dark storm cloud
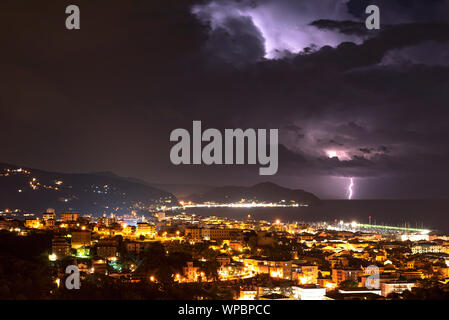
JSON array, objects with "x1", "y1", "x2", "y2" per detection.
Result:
[
  {"x1": 381, "y1": 41, "x2": 449, "y2": 66},
  {"x1": 184, "y1": 16, "x2": 449, "y2": 194},
  {"x1": 202, "y1": 16, "x2": 266, "y2": 65},
  {"x1": 193, "y1": 0, "x2": 449, "y2": 66},
  {"x1": 192, "y1": 0, "x2": 361, "y2": 60},
  {"x1": 359, "y1": 148, "x2": 372, "y2": 154},
  {"x1": 1, "y1": 0, "x2": 449, "y2": 198},
  {"x1": 310, "y1": 19, "x2": 369, "y2": 36}
]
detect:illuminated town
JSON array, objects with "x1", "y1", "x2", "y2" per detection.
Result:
[{"x1": 2, "y1": 194, "x2": 449, "y2": 300}]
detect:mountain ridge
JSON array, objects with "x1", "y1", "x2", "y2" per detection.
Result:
[
  {"x1": 187, "y1": 181, "x2": 320, "y2": 205},
  {"x1": 0, "y1": 163, "x2": 176, "y2": 216}
]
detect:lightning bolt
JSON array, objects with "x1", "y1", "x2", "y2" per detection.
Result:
[{"x1": 347, "y1": 177, "x2": 354, "y2": 200}]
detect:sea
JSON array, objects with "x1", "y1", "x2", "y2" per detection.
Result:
[{"x1": 183, "y1": 199, "x2": 449, "y2": 234}]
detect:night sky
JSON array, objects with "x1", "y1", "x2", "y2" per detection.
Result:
[{"x1": 0, "y1": 0, "x2": 448, "y2": 199}]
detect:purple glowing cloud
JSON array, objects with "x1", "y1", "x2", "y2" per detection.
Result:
[{"x1": 192, "y1": 0, "x2": 362, "y2": 59}]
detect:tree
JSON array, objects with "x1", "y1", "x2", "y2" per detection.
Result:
[{"x1": 340, "y1": 280, "x2": 358, "y2": 288}]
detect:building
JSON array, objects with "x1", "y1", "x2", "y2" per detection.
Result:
[
  {"x1": 93, "y1": 260, "x2": 108, "y2": 275},
  {"x1": 185, "y1": 228, "x2": 202, "y2": 241},
  {"x1": 136, "y1": 223, "x2": 155, "y2": 236},
  {"x1": 44, "y1": 219, "x2": 56, "y2": 227},
  {"x1": 24, "y1": 218, "x2": 41, "y2": 229},
  {"x1": 400, "y1": 271, "x2": 423, "y2": 280},
  {"x1": 229, "y1": 240, "x2": 244, "y2": 251},
  {"x1": 259, "y1": 293, "x2": 291, "y2": 300},
  {"x1": 61, "y1": 213, "x2": 80, "y2": 222},
  {"x1": 318, "y1": 278, "x2": 337, "y2": 291},
  {"x1": 268, "y1": 260, "x2": 292, "y2": 280},
  {"x1": 332, "y1": 268, "x2": 359, "y2": 285},
  {"x1": 411, "y1": 242, "x2": 445, "y2": 254},
  {"x1": 42, "y1": 211, "x2": 56, "y2": 221},
  {"x1": 97, "y1": 217, "x2": 116, "y2": 227},
  {"x1": 436, "y1": 266, "x2": 449, "y2": 279},
  {"x1": 293, "y1": 265, "x2": 319, "y2": 285},
  {"x1": 184, "y1": 227, "x2": 243, "y2": 241},
  {"x1": 338, "y1": 288, "x2": 382, "y2": 296},
  {"x1": 216, "y1": 255, "x2": 231, "y2": 267},
  {"x1": 0, "y1": 219, "x2": 19, "y2": 230},
  {"x1": 202, "y1": 228, "x2": 233, "y2": 241},
  {"x1": 52, "y1": 236, "x2": 71, "y2": 259},
  {"x1": 71, "y1": 231, "x2": 92, "y2": 249},
  {"x1": 292, "y1": 285, "x2": 326, "y2": 300},
  {"x1": 239, "y1": 289, "x2": 257, "y2": 300},
  {"x1": 256, "y1": 231, "x2": 275, "y2": 246},
  {"x1": 400, "y1": 234, "x2": 429, "y2": 242},
  {"x1": 125, "y1": 241, "x2": 153, "y2": 254},
  {"x1": 183, "y1": 261, "x2": 201, "y2": 282},
  {"x1": 241, "y1": 258, "x2": 292, "y2": 279},
  {"x1": 97, "y1": 239, "x2": 118, "y2": 259},
  {"x1": 380, "y1": 282, "x2": 415, "y2": 297}
]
